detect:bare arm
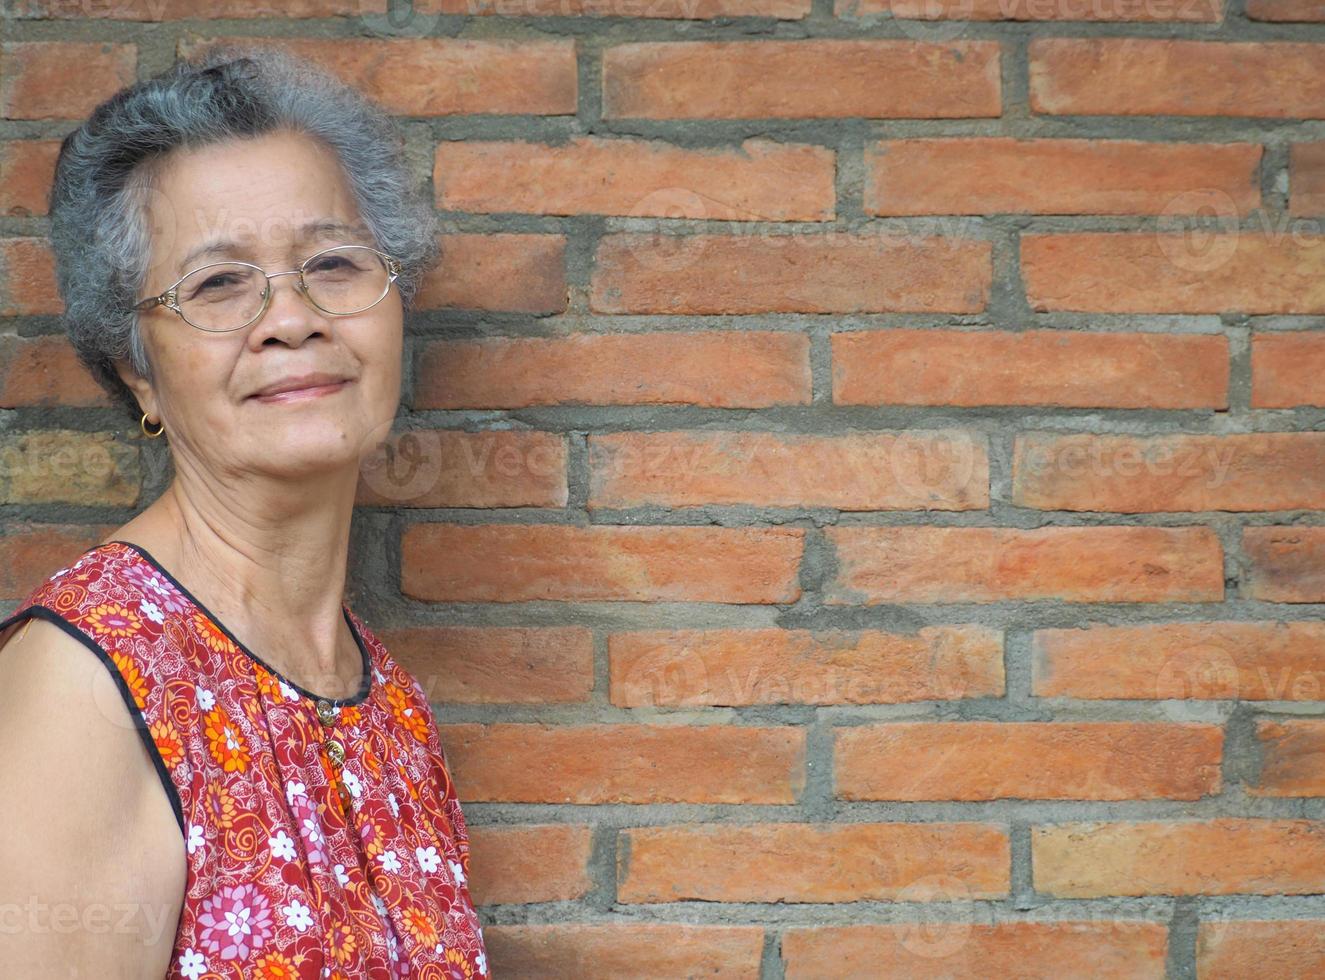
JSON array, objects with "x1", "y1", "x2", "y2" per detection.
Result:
[{"x1": 0, "y1": 616, "x2": 186, "y2": 979}]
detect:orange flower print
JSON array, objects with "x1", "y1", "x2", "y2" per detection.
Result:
[
  {"x1": 254, "y1": 664, "x2": 283, "y2": 702},
  {"x1": 252, "y1": 950, "x2": 299, "y2": 979},
  {"x1": 191, "y1": 611, "x2": 237, "y2": 656},
  {"x1": 385, "y1": 683, "x2": 430, "y2": 743},
  {"x1": 150, "y1": 718, "x2": 185, "y2": 769},
  {"x1": 443, "y1": 946, "x2": 475, "y2": 978},
  {"x1": 204, "y1": 704, "x2": 250, "y2": 773},
  {"x1": 110, "y1": 649, "x2": 150, "y2": 711},
  {"x1": 84, "y1": 602, "x2": 142, "y2": 639},
  {"x1": 324, "y1": 921, "x2": 358, "y2": 965},
  {"x1": 402, "y1": 906, "x2": 437, "y2": 948},
  {"x1": 203, "y1": 780, "x2": 238, "y2": 829},
  {"x1": 339, "y1": 704, "x2": 363, "y2": 727}
]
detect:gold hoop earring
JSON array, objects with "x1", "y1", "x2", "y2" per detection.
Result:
[{"x1": 141, "y1": 412, "x2": 165, "y2": 438}]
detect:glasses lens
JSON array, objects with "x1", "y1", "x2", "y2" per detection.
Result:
[
  {"x1": 302, "y1": 246, "x2": 390, "y2": 316},
  {"x1": 177, "y1": 262, "x2": 267, "y2": 332}
]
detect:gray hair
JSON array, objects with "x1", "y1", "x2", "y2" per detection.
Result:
[{"x1": 47, "y1": 41, "x2": 442, "y2": 422}]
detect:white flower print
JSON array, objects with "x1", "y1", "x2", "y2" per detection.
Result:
[
  {"x1": 387, "y1": 792, "x2": 399, "y2": 818},
  {"x1": 379, "y1": 850, "x2": 401, "y2": 873},
  {"x1": 139, "y1": 598, "x2": 165, "y2": 625},
  {"x1": 301, "y1": 813, "x2": 323, "y2": 846},
  {"x1": 282, "y1": 899, "x2": 314, "y2": 933},
  {"x1": 476, "y1": 950, "x2": 487, "y2": 976},
  {"x1": 178, "y1": 947, "x2": 206, "y2": 979},
  {"x1": 269, "y1": 830, "x2": 297, "y2": 862},
  {"x1": 186, "y1": 824, "x2": 205, "y2": 856},
  {"x1": 278, "y1": 681, "x2": 299, "y2": 702},
  {"x1": 342, "y1": 770, "x2": 362, "y2": 798},
  {"x1": 415, "y1": 846, "x2": 440, "y2": 874},
  {"x1": 196, "y1": 686, "x2": 215, "y2": 711},
  {"x1": 334, "y1": 863, "x2": 350, "y2": 887},
  {"x1": 286, "y1": 781, "x2": 307, "y2": 805},
  {"x1": 448, "y1": 858, "x2": 465, "y2": 886}
]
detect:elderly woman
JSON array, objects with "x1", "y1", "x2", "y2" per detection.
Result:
[{"x1": 0, "y1": 44, "x2": 488, "y2": 979}]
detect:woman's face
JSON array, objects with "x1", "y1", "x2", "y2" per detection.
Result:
[{"x1": 117, "y1": 127, "x2": 403, "y2": 485}]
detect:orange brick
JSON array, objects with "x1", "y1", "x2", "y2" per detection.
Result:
[
  {"x1": 1197, "y1": 920, "x2": 1325, "y2": 977},
  {"x1": 466, "y1": 824, "x2": 593, "y2": 905},
  {"x1": 591, "y1": 233, "x2": 992, "y2": 313},
  {"x1": 619, "y1": 822, "x2": 1010, "y2": 902},
  {"x1": 1246, "y1": 0, "x2": 1325, "y2": 18},
  {"x1": 835, "y1": 721, "x2": 1222, "y2": 801},
  {"x1": 587, "y1": 430, "x2": 988, "y2": 510},
  {"x1": 1021, "y1": 232, "x2": 1325, "y2": 314},
  {"x1": 0, "y1": 524, "x2": 117, "y2": 598},
  {"x1": 1251, "y1": 332, "x2": 1325, "y2": 407},
  {"x1": 783, "y1": 921, "x2": 1168, "y2": 980},
  {"x1": 866, "y1": 138, "x2": 1258, "y2": 215},
  {"x1": 0, "y1": 140, "x2": 60, "y2": 217},
  {"x1": 354, "y1": 429, "x2": 567, "y2": 509},
  {"x1": 0, "y1": 335, "x2": 109, "y2": 409},
  {"x1": 402, "y1": 523, "x2": 804, "y2": 603},
  {"x1": 439, "y1": 722, "x2": 805, "y2": 803},
  {"x1": 1243, "y1": 526, "x2": 1325, "y2": 602},
  {"x1": 0, "y1": 238, "x2": 60, "y2": 316},
  {"x1": 842, "y1": 0, "x2": 1218, "y2": 18},
  {"x1": 832, "y1": 329, "x2": 1228, "y2": 409},
  {"x1": 177, "y1": 36, "x2": 576, "y2": 116},
  {"x1": 1289, "y1": 142, "x2": 1325, "y2": 214},
  {"x1": 1, "y1": 42, "x2": 136, "y2": 121},
  {"x1": 1012, "y1": 432, "x2": 1325, "y2": 512},
  {"x1": 1033, "y1": 621, "x2": 1325, "y2": 701},
  {"x1": 415, "y1": 233, "x2": 566, "y2": 313},
  {"x1": 415, "y1": 332, "x2": 811, "y2": 409},
  {"x1": 483, "y1": 923, "x2": 765, "y2": 979},
  {"x1": 425, "y1": 0, "x2": 808, "y2": 15},
  {"x1": 435, "y1": 136, "x2": 834, "y2": 220},
  {"x1": 1249, "y1": 718, "x2": 1325, "y2": 796},
  {"x1": 609, "y1": 625, "x2": 1004, "y2": 707},
  {"x1": 12, "y1": 0, "x2": 385, "y2": 15},
  {"x1": 1034, "y1": 819, "x2": 1325, "y2": 896},
  {"x1": 376, "y1": 626, "x2": 593, "y2": 704},
  {"x1": 602, "y1": 40, "x2": 1000, "y2": 119},
  {"x1": 826, "y1": 525, "x2": 1224, "y2": 604},
  {"x1": 1031, "y1": 39, "x2": 1325, "y2": 117}
]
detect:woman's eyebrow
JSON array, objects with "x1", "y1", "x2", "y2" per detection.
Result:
[{"x1": 174, "y1": 221, "x2": 370, "y2": 274}]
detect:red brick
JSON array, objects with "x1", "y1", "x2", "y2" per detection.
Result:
[
  {"x1": 783, "y1": 921, "x2": 1168, "y2": 980},
  {"x1": 619, "y1": 822, "x2": 1010, "y2": 902},
  {"x1": 483, "y1": 923, "x2": 764, "y2": 979},
  {"x1": 602, "y1": 40, "x2": 1000, "y2": 119},
  {"x1": 591, "y1": 233, "x2": 992, "y2": 313},
  {"x1": 1250, "y1": 718, "x2": 1325, "y2": 797},
  {"x1": 827, "y1": 525, "x2": 1223, "y2": 604},
  {"x1": 1, "y1": 42, "x2": 136, "y2": 121},
  {"x1": 866, "y1": 138, "x2": 1257, "y2": 215},
  {"x1": 466, "y1": 824, "x2": 593, "y2": 905},
  {"x1": 1197, "y1": 920, "x2": 1325, "y2": 977},
  {"x1": 415, "y1": 332, "x2": 811, "y2": 409},
  {"x1": 0, "y1": 524, "x2": 117, "y2": 598},
  {"x1": 1243, "y1": 526, "x2": 1325, "y2": 603},
  {"x1": 1021, "y1": 232, "x2": 1325, "y2": 314},
  {"x1": 1246, "y1": 0, "x2": 1325, "y2": 18},
  {"x1": 0, "y1": 430, "x2": 140, "y2": 507},
  {"x1": 1034, "y1": 819, "x2": 1325, "y2": 896},
  {"x1": 587, "y1": 430, "x2": 988, "y2": 510},
  {"x1": 415, "y1": 234, "x2": 565, "y2": 313},
  {"x1": 842, "y1": 0, "x2": 1218, "y2": 18},
  {"x1": 0, "y1": 335, "x2": 109, "y2": 409},
  {"x1": 1252, "y1": 332, "x2": 1325, "y2": 407},
  {"x1": 440, "y1": 722, "x2": 805, "y2": 803},
  {"x1": 1013, "y1": 432, "x2": 1325, "y2": 512},
  {"x1": 0, "y1": 140, "x2": 59, "y2": 217},
  {"x1": 1289, "y1": 142, "x2": 1325, "y2": 214},
  {"x1": 835, "y1": 721, "x2": 1222, "y2": 801},
  {"x1": 355, "y1": 429, "x2": 567, "y2": 509},
  {"x1": 0, "y1": 238, "x2": 60, "y2": 316},
  {"x1": 1030, "y1": 39, "x2": 1325, "y2": 117},
  {"x1": 376, "y1": 626, "x2": 593, "y2": 704},
  {"x1": 832, "y1": 329, "x2": 1228, "y2": 409},
  {"x1": 1033, "y1": 621, "x2": 1325, "y2": 701},
  {"x1": 177, "y1": 36, "x2": 576, "y2": 116},
  {"x1": 609, "y1": 625, "x2": 1004, "y2": 707},
  {"x1": 436, "y1": 136, "x2": 834, "y2": 220},
  {"x1": 401, "y1": 523, "x2": 803, "y2": 603},
  {"x1": 13, "y1": 0, "x2": 385, "y2": 15},
  {"x1": 425, "y1": 0, "x2": 808, "y2": 15}
]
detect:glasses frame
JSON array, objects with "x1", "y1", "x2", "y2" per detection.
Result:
[{"x1": 131, "y1": 243, "x2": 403, "y2": 334}]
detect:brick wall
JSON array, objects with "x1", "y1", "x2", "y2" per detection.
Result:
[{"x1": 4, "y1": 1, "x2": 1325, "y2": 977}]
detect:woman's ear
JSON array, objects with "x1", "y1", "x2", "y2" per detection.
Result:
[{"x1": 112, "y1": 357, "x2": 159, "y2": 421}]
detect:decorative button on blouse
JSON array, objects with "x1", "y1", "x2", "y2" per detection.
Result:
[{"x1": 0, "y1": 540, "x2": 489, "y2": 979}]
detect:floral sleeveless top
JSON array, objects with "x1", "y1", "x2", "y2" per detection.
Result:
[{"x1": 0, "y1": 540, "x2": 489, "y2": 980}]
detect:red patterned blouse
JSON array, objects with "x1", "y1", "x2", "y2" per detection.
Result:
[{"x1": 0, "y1": 539, "x2": 489, "y2": 980}]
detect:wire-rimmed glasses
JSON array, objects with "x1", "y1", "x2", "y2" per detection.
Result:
[{"x1": 131, "y1": 244, "x2": 402, "y2": 333}]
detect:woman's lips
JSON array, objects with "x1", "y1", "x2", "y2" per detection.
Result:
[{"x1": 251, "y1": 379, "x2": 350, "y2": 404}]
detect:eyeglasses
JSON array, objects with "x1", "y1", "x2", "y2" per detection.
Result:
[{"x1": 131, "y1": 244, "x2": 402, "y2": 333}]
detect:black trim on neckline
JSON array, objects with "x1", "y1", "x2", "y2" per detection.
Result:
[
  {"x1": 0, "y1": 604, "x2": 188, "y2": 841},
  {"x1": 106, "y1": 539, "x2": 373, "y2": 707}
]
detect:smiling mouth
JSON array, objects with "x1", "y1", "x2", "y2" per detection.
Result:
[{"x1": 250, "y1": 379, "x2": 351, "y2": 403}]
